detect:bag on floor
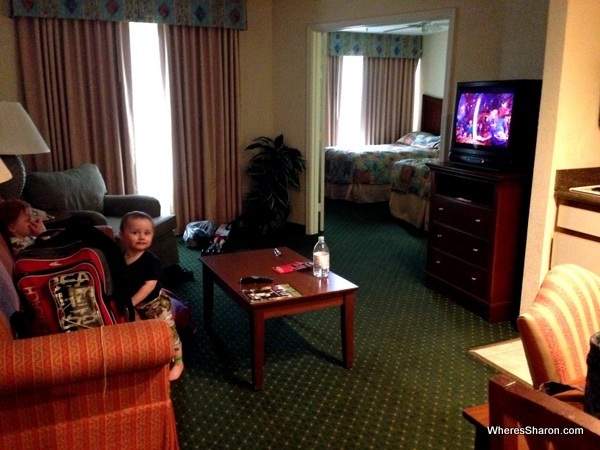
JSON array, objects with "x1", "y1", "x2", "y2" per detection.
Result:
[
  {"x1": 163, "y1": 288, "x2": 197, "y2": 335},
  {"x1": 183, "y1": 220, "x2": 216, "y2": 249},
  {"x1": 13, "y1": 222, "x2": 131, "y2": 336}
]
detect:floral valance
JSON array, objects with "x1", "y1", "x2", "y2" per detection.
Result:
[
  {"x1": 329, "y1": 32, "x2": 422, "y2": 59},
  {"x1": 10, "y1": 0, "x2": 247, "y2": 29}
]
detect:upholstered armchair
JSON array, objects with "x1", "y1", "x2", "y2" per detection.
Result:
[
  {"x1": 517, "y1": 263, "x2": 600, "y2": 388},
  {"x1": 0, "y1": 235, "x2": 179, "y2": 449},
  {"x1": 0, "y1": 314, "x2": 179, "y2": 449},
  {"x1": 21, "y1": 163, "x2": 179, "y2": 268}
]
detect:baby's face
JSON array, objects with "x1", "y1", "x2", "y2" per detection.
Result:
[
  {"x1": 121, "y1": 217, "x2": 155, "y2": 252},
  {"x1": 9, "y1": 208, "x2": 36, "y2": 238}
]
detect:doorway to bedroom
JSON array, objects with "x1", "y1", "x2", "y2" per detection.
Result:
[{"x1": 306, "y1": 10, "x2": 454, "y2": 235}]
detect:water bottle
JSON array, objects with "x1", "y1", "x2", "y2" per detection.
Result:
[{"x1": 313, "y1": 236, "x2": 330, "y2": 278}]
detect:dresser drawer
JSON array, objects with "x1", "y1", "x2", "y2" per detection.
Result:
[
  {"x1": 426, "y1": 248, "x2": 488, "y2": 299},
  {"x1": 429, "y1": 222, "x2": 489, "y2": 267},
  {"x1": 430, "y1": 195, "x2": 492, "y2": 239}
]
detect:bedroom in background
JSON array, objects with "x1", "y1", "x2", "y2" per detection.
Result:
[{"x1": 314, "y1": 18, "x2": 450, "y2": 233}]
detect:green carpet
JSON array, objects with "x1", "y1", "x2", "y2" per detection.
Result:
[{"x1": 169, "y1": 199, "x2": 519, "y2": 449}]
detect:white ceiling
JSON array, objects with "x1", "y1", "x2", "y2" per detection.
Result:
[{"x1": 339, "y1": 19, "x2": 449, "y2": 36}]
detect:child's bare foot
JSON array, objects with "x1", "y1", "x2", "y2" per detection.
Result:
[{"x1": 169, "y1": 360, "x2": 184, "y2": 381}]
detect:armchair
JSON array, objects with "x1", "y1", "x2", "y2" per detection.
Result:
[
  {"x1": 0, "y1": 314, "x2": 179, "y2": 449},
  {"x1": 0, "y1": 236, "x2": 179, "y2": 449},
  {"x1": 517, "y1": 264, "x2": 600, "y2": 388},
  {"x1": 21, "y1": 163, "x2": 179, "y2": 268}
]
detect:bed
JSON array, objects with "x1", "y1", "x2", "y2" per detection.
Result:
[
  {"x1": 389, "y1": 157, "x2": 439, "y2": 230},
  {"x1": 324, "y1": 94, "x2": 443, "y2": 203}
]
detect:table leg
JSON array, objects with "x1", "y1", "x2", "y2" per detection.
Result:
[
  {"x1": 203, "y1": 264, "x2": 215, "y2": 331},
  {"x1": 250, "y1": 311, "x2": 266, "y2": 390},
  {"x1": 341, "y1": 292, "x2": 355, "y2": 368}
]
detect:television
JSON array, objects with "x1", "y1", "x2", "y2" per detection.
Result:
[{"x1": 448, "y1": 79, "x2": 542, "y2": 171}]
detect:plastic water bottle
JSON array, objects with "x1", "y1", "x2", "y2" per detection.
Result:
[{"x1": 313, "y1": 236, "x2": 330, "y2": 278}]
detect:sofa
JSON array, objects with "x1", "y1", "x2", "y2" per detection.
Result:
[
  {"x1": 0, "y1": 235, "x2": 180, "y2": 449},
  {"x1": 21, "y1": 163, "x2": 179, "y2": 268}
]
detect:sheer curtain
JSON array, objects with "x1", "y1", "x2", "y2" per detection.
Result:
[
  {"x1": 362, "y1": 57, "x2": 419, "y2": 145},
  {"x1": 16, "y1": 17, "x2": 135, "y2": 194},
  {"x1": 159, "y1": 25, "x2": 241, "y2": 231},
  {"x1": 325, "y1": 56, "x2": 343, "y2": 147},
  {"x1": 129, "y1": 22, "x2": 173, "y2": 214}
]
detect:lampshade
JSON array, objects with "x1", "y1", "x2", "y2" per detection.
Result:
[
  {"x1": 0, "y1": 102, "x2": 50, "y2": 200},
  {"x1": 0, "y1": 102, "x2": 50, "y2": 156},
  {"x1": 0, "y1": 158, "x2": 12, "y2": 184}
]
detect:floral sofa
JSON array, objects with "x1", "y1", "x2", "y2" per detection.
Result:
[{"x1": 0, "y1": 236, "x2": 179, "y2": 449}]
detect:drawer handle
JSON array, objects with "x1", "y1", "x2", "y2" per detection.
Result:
[
  {"x1": 470, "y1": 277, "x2": 478, "y2": 281},
  {"x1": 435, "y1": 260, "x2": 441, "y2": 264},
  {"x1": 472, "y1": 248, "x2": 479, "y2": 252},
  {"x1": 438, "y1": 207, "x2": 444, "y2": 211},
  {"x1": 436, "y1": 234, "x2": 442, "y2": 238},
  {"x1": 475, "y1": 218, "x2": 481, "y2": 223}
]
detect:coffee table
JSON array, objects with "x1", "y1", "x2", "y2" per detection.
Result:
[{"x1": 200, "y1": 247, "x2": 358, "y2": 390}]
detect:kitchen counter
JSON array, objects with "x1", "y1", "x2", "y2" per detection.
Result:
[
  {"x1": 552, "y1": 167, "x2": 600, "y2": 273},
  {"x1": 555, "y1": 167, "x2": 600, "y2": 208}
]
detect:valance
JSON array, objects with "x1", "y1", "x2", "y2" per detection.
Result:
[
  {"x1": 10, "y1": 0, "x2": 247, "y2": 29},
  {"x1": 329, "y1": 32, "x2": 422, "y2": 59}
]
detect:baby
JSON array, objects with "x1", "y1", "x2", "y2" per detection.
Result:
[
  {"x1": 120, "y1": 211, "x2": 184, "y2": 381},
  {"x1": 0, "y1": 199, "x2": 47, "y2": 254}
]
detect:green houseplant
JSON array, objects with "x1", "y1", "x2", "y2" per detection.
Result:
[{"x1": 240, "y1": 134, "x2": 306, "y2": 236}]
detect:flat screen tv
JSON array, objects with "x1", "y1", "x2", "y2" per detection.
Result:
[{"x1": 449, "y1": 79, "x2": 542, "y2": 171}]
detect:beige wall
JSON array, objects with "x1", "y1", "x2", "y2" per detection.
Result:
[
  {"x1": 0, "y1": 0, "x2": 20, "y2": 102},
  {"x1": 239, "y1": 0, "x2": 275, "y2": 185},
  {"x1": 521, "y1": 0, "x2": 600, "y2": 310},
  {"x1": 421, "y1": 31, "x2": 448, "y2": 99}
]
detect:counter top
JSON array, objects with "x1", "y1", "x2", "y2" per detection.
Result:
[{"x1": 555, "y1": 167, "x2": 600, "y2": 207}]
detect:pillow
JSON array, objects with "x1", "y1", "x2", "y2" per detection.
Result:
[
  {"x1": 396, "y1": 131, "x2": 441, "y2": 149},
  {"x1": 24, "y1": 164, "x2": 107, "y2": 213}
]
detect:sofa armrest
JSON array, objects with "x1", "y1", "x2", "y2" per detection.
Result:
[
  {"x1": 0, "y1": 319, "x2": 173, "y2": 394},
  {"x1": 104, "y1": 194, "x2": 161, "y2": 218}
]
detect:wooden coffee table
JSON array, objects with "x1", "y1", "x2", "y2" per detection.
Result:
[{"x1": 200, "y1": 247, "x2": 358, "y2": 390}]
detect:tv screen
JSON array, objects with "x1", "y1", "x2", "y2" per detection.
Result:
[
  {"x1": 454, "y1": 92, "x2": 514, "y2": 148},
  {"x1": 449, "y1": 79, "x2": 542, "y2": 171}
]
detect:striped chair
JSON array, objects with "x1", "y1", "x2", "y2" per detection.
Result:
[{"x1": 518, "y1": 264, "x2": 600, "y2": 389}]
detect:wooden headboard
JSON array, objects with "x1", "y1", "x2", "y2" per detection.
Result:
[{"x1": 420, "y1": 94, "x2": 443, "y2": 136}]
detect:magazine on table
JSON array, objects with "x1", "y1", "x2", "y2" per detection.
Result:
[{"x1": 243, "y1": 284, "x2": 302, "y2": 302}]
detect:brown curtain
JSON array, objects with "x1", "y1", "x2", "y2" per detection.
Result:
[
  {"x1": 325, "y1": 56, "x2": 343, "y2": 146},
  {"x1": 362, "y1": 57, "x2": 418, "y2": 145},
  {"x1": 158, "y1": 25, "x2": 241, "y2": 231},
  {"x1": 15, "y1": 17, "x2": 136, "y2": 194}
]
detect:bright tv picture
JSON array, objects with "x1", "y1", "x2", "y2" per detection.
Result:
[{"x1": 454, "y1": 92, "x2": 515, "y2": 147}]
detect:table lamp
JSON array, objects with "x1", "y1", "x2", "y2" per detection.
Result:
[
  {"x1": 0, "y1": 158, "x2": 13, "y2": 185},
  {"x1": 0, "y1": 102, "x2": 51, "y2": 200}
]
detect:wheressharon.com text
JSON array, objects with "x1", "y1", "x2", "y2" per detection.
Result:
[{"x1": 487, "y1": 426, "x2": 584, "y2": 436}]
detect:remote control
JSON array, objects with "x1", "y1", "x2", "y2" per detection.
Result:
[{"x1": 239, "y1": 275, "x2": 274, "y2": 284}]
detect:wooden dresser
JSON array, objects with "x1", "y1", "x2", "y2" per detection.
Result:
[{"x1": 425, "y1": 162, "x2": 528, "y2": 322}]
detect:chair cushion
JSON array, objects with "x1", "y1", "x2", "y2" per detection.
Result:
[{"x1": 24, "y1": 164, "x2": 107, "y2": 213}]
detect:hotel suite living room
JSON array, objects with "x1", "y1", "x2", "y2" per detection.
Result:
[{"x1": 2, "y1": 0, "x2": 600, "y2": 449}]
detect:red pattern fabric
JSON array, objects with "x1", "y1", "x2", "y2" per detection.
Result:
[
  {"x1": 0, "y1": 316, "x2": 179, "y2": 449},
  {"x1": 518, "y1": 264, "x2": 600, "y2": 388}
]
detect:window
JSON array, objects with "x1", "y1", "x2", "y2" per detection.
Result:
[
  {"x1": 129, "y1": 22, "x2": 174, "y2": 214},
  {"x1": 337, "y1": 56, "x2": 364, "y2": 147}
]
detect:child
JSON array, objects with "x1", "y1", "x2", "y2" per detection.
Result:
[
  {"x1": 120, "y1": 211, "x2": 184, "y2": 381},
  {"x1": 0, "y1": 199, "x2": 47, "y2": 254}
]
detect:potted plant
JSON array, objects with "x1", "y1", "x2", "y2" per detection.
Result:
[{"x1": 239, "y1": 134, "x2": 306, "y2": 237}]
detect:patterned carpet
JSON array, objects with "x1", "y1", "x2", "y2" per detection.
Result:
[{"x1": 169, "y1": 200, "x2": 519, "y2": 449}]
